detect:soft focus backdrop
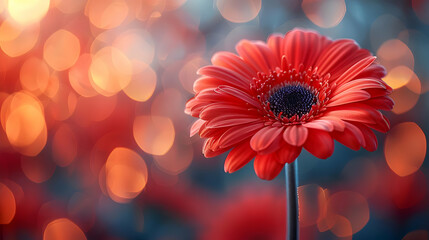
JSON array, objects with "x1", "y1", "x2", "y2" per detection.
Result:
[{"x1": 0, "y1": 0, "x2": 428, "y2": 239}]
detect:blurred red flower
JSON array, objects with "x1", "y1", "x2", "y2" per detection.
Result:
[
  {"x1": 200, "y1": 188, "x2": 286, "y2": 240},
  {"x1": 199, "y1": 187, "x2": 316, "y2": 240},
  {"x1": 186, "y1": 29, "x2": 393, "y2": 180}
]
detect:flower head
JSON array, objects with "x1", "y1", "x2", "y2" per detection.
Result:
[{"x1": 186, "y1": 29, "x2": 393, "y2": 180}]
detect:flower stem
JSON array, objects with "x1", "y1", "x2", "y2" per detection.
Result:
[{"x1": 286, "y1": 160, "x2": 299, "y2": 240}]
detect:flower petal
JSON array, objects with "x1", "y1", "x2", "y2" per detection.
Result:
[
  {"x1": 327, "y1": 90, "x2": 371, "y2": 107},
  {"x1": 193, "y1": 77, "x2": 224, "y2": 93},
  {"x1": 355, "y1": 63, "x2": 386, "y2": 79},
  {"x1": 331, "y1": 122, "x2": 365, "y2": 151},
  {"x1": 217, "y1": 122, "x2": 265, "y2": 148},
  {"x1": 303, "y1": 129, "x2": 334, "y2": 159},
  {"x1": 211, "y1": 51, "x2": 256, "y2": 79},
  {"x1": 199, "y1": 103, "x2": 257, "y2": 120},
  {"x1": 280, "y1": 29, "x2": 332, "y2": 69},
  {"x1": 303, "y1": 119, "x2": 334, "y2": 132},
  {"x1": 267, "y1": 34, "x2": 283, "y2": 61},
  {"x1": 333, "y1": 56, "x2": 376, "y2": 86},
  {"x1": 250, "y1": 126, "x2": 284, "y2": 152},
  {"x1": 203, "y1": 138, "x2": 229, "y2": 157},
  {"x1": 204, "y1": 148, "x2": 229, "y2": 158},
  {"x1": 198, "y1": 66, "x2": 249, "y2": 90},
  {"x1": 365, "y1": 114, "x2": 390, "y2": 133},
  {"x1": 215, "y1": 86, "x2": 260, "y2": 108},
  {"x1": 254, "y1": 153, "x2": 284, "y2": 180},
  {"x1": 277, "y1": 144, "x2": 302, "y2": 164},
  {"x1": 207, "y1": 116, "x2": 261, "y2": 129},
  {"x1": 323, "y1": 104, "x2": 382, "y2": 125},
  {"x1": 283, "y1": 125, "x2": 308, "y2": 146},
  {"x1": 236, "y1": 40, "x2": 278, "y2": 74},
  {"x1": 328, "y1": 49, "x2": 373, "y2": 80},
  {"x1": 366, "y1": 88, "x2": 393, "y2": 98},
  {"x1": 190, "y1": 119, "x2": 205, "y2": 137},
  {"x1": 316, "y1": 40, "x2": 360, "y2": 75},
  {"x1": 332, "y1": 78, "x2": 386, "y2": 95},
  {"x1": 325, "y1": 104, "x2": 387, "y2": 132},
  {"x1": 224, "y1": 141, "x2": 256, "y2": 173},
  {"x1": 361, "y1": 96, "x2": 394, "y2": 111},
  {"x1": 355, "y1": 123, "x2": 378, "y2": 151},
  {"x1": 317, "y1": 117, "x2": 345, "y2": 131}
]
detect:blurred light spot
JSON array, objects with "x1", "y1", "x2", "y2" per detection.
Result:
[
  {"x1": 153, "y1": 137, "x2": 193, "y2": 175},
  {"x1": 298, "y1": 184, "x2": 327, "y2": 227},
  {"x1": 329, "y1": 215, "x2": 353, "y2": 238},
  {"x1": 98, "y1": 165, "x2": 108, "y2": 196},
  {"x1": 328, "y1": 191, "x2": 369, "y2": 235},
  {"x1": 20, "y1": 57, "x2": 50, "y2": 95},
  {"x1": 136, "y1": 0, "x2": 165, "y2": 22},
  {"x1": 0, "y1": 22, "x2": 39, "y2": 57},
  {"x1": 6, "y1": 104, "x2": 45, "y2": 146},
  {"x1": 397, "y1": 29, "x2": 410, "y2": 44},
  {"x1": 302, "y1": 0, "x2": 346, "y2": 28},
  {"x1": 154, "y1": 23, "x2": 206, "y2": 66},
  {"x1": 316, "y1": 188, "x2": 334, "y2": 233},
  {"x1": 123, "y1": 64, "x2": 157, "y2": 102},
  {"x1": 390, "y1": 70, "x2": 421, "y2": 114},
  {"x1": 89, "y1": 30, "x2": 118, "y2": 54},
  {"x1": 112, "y1": 29, "x2": 155, "y2": 65},
  {"x1": 89, "y1": 131, "x2": 124, "y2": 176},
  {"x1": 86, "y1": 0, "x2": 129, "y2": 29},
  {"x1": 0, "y1": 0, "x2": 6, "y2": 14},
  {"x1": 370, "y1": 15, "x2": 407, "y2": 50},
  {"x1": 391, "y1": 170, "x2": 426, "y2": 209},
  {"x1": 1, "y1": 180, "x2": 23, "y2": 204},
  {"x1": 18, "y1": 125, "x2": 47, "y2": 156},
  {"x1": 69, "y1": 54, "x2": 98, "y2": 97},
  {"x1": 52, "y1": 123, "x2": 77, "y2": 167},
  {"x1": 73, "y1": 95, "x2": 117, "y2": 125},
  {"x1": 21, "y1": 155, "x2": 56, "y2": 183},
  {"x1": 44, "y1": 30, "x2": 80, "y2": 71},
  {"x1": 403, "y1": 230, "x2": 429, "y2": 240},
  {"x1": 151, "y1": 163, "x2": 179, "y2": 187},
  {"x1": 90, "y1": 46, "x2": 132, "y2": 96},
  {"x1": 0, "y1": 182, "x2": 16, "y2": 224},
  {"x1": 179, "y1": 56, "x2": 209, "y2": 93},
  {"x1": 164, "y1": 0, "x2": 187, "y2": 11},
  {"x1": 224, "y1": 25, "x2": 263, "y2": 50},
  {"x1": 47, "y1": 84, "x2": 77, "y2": 121},
  {"x1": 383, "y1": 66, "x2": 413, "y2": 89},
  {"x1": 0, "y1": 18, "x2": 22, "y2": 42},
  {"x1": 377, "y1": 39, "x2": 414, "y2": 72},
  {"x1": 1, "y1": 92, "x2": 47, "y2": 156},
  {"x1": 133, "y1": 116, "x2": 175, "y2": 155},
  {"x1": 105, "y1": 147, "x2": 148, "y2": 203},
  {"x1": 385, "y1": 122, "x2": 426, "y2": 177},
  {"x1": 53, "y1": 0, "x2": 86, "y2": 14},
  {"x1": 44, "y1": 218, "x2": 87, "y2": 240},
  {"x1": 8, "y1": 0, "x2": 50, "y2": 25},
  {"x1": 151, "y1": 88, "x2": 185, "y2": 119},
  {"x1": 341, "y1": 158, "x2": 379, "y2": 198},
  {"x1": 217, "y1": 0, "x2": 261, "y2": 23},
  {"x1": 67, "y1": 193, "x2": 96, "y2": 231},
  {"x1": 412, "y1": 0, "x2": 429, "y2": 25},
  {"x1": 43, "y1": 74, "x2": 60, "y2": 98}
]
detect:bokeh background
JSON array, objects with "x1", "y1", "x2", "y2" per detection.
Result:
[{"x1": 0, "y1": 0, "x2": 428, "y2": 239}]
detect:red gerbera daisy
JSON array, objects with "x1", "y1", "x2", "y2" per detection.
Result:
[{"x1": 186, "y1": 29, "x2": 393, "y2": 180}]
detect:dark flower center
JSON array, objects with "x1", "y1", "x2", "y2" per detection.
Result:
[{"x1": 267, "y1": 85, "x2": 317, "y2": 118}]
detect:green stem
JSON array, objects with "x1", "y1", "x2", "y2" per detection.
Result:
[{"x1": 286, "y1": 160, "x2": 299, "y2": 240}]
